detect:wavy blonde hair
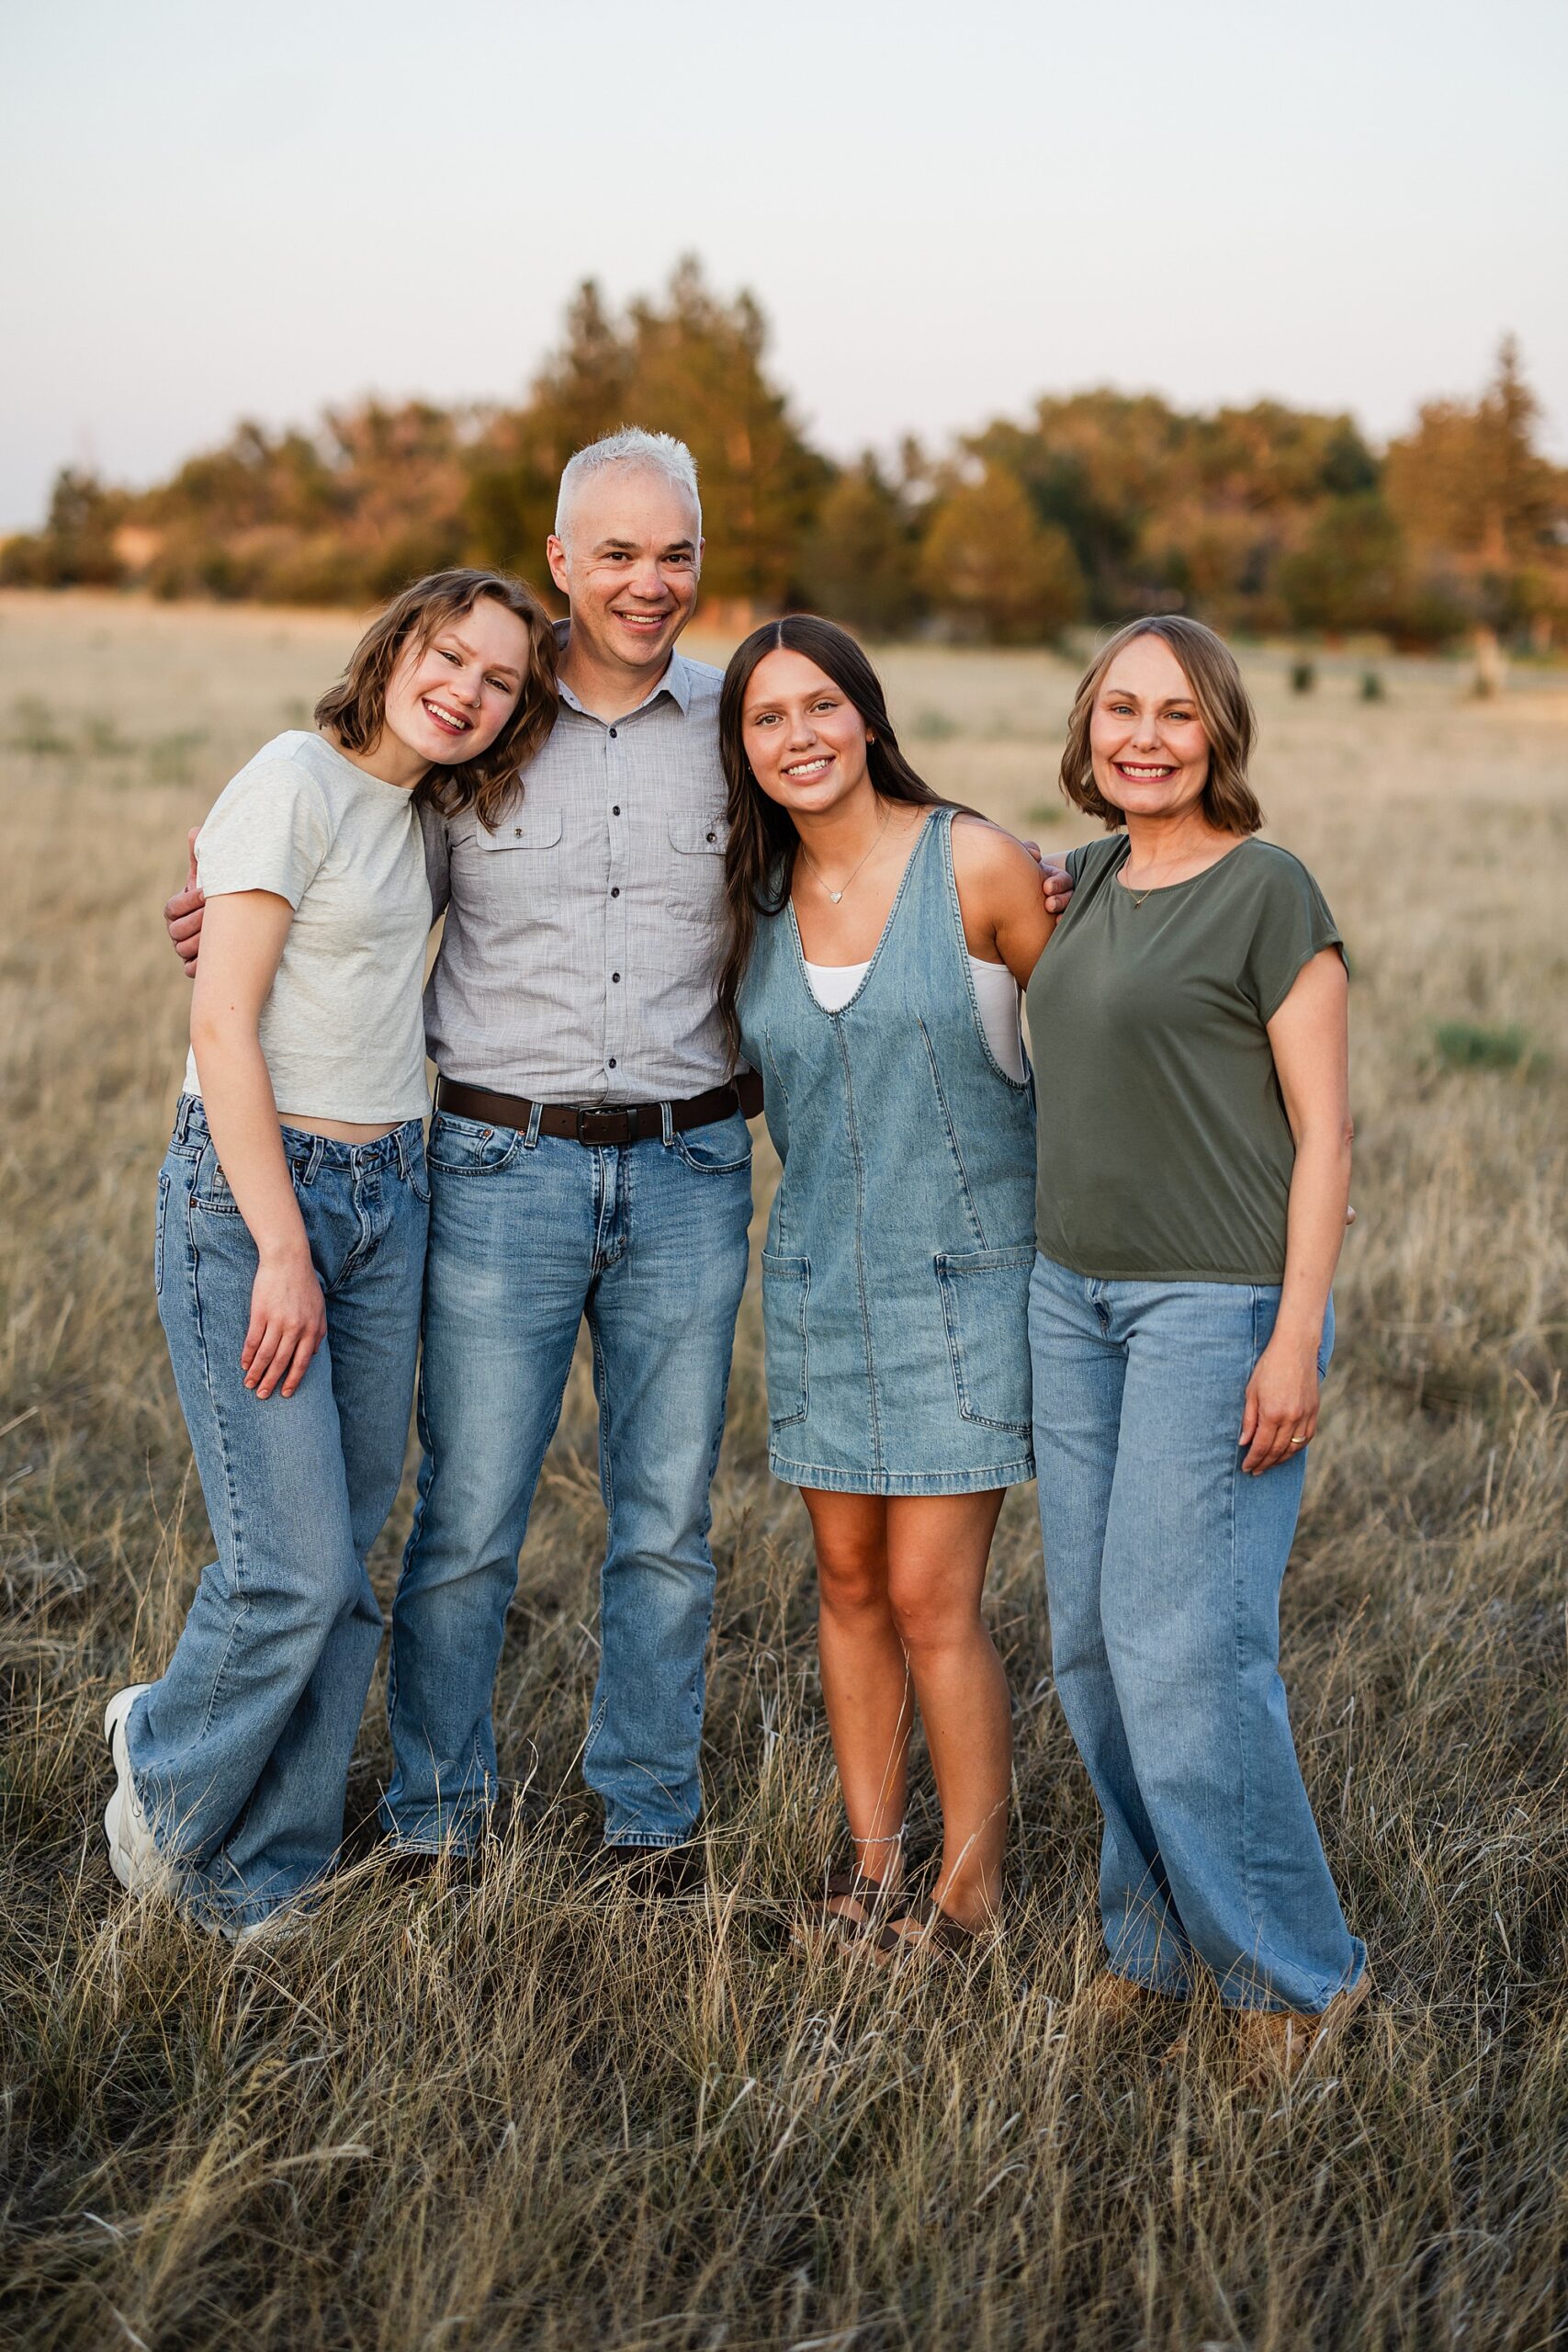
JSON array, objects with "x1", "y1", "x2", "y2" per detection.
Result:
[{"x1": 1058, "y1": 615, "x2": 1262, "y2": 834}]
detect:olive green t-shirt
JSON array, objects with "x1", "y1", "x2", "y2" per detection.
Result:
[{"x1": 1025, "y1": 834, "x2": 1345, "y2": 1283}]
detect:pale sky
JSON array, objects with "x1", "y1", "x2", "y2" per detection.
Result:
[{"x1": 3, "y1": 0, "x2": 1565, "y2": 530}]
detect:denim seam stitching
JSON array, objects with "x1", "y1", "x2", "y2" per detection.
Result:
[
  {"x1": 917, "y1": 1015, "x2": 987, "y2": 1250},
  {"x1": 1232, "y1": 1294, "x2": 1256, "y2": 1984},
  {"x1": 186, "y1": 1194, "x2": 252, "y2": 1745},
  {"x1": 1230, "y1": 1286, "x2": 1330, "y2": 2002},
  {"x1": 767, "y1": 1456, "x2": 1034, "y2": 1489},
  {"x1": 834, "y1": 1022, "x2": 883, "y2": 1474},
  {"x1": 154, "y1": 1169, "x2": 170, "y2": 1296}
]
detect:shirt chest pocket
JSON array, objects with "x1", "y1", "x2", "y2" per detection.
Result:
[
  {"x1": 475, "y1": 808, "x2": 565, "y2": 916},
  {"x1": 667, "y1": 810, "x2": 728, "y2": 925}
]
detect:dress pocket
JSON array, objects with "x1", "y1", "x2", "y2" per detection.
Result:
[
  {"x1": 761, "y1": 1250, "x2": 809, "y2": 1429},
  {"x1": 934, "y1": 1246, "x2": 1035, "y2": 1436}
]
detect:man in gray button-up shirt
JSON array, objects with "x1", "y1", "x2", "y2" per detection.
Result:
[
  {"x1": 383, "y1": 430, "x2": 755, "y2": 1871},
  {"x1": 420, "y1": 633, "x2": 732, "y2": 1104}
]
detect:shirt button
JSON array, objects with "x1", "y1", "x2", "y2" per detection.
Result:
[
  {"x1": 611, "y1": 886, "x2": 620, "y2": 898},
  {"x1": 612, "y1": 805, "x2": 621, "y2": 817},
  {"x1": 608, "y1": 727, "x2": 617, "y2": 739},
  {"x1": 612, "y1": 972, "x2": 621, "y2": 984},
  {"x1": 705, "y1": 830, "x2": 716, "y2": 842},
  {"x1": 608, "y1": 1057, "x2": 617, "y2": 1069}
]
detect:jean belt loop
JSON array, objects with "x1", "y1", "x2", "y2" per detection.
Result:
[
  {"x1": 392, "y1": 1121, "x2": 412, "y2": 1183},
  {"x1": 174, "y1": 1094, "x2": 194, "y2": 1144},
  {"x1": 660, "y1": 1101, "x2": 674, "y2": 1148},
  {"x1": 303, "y1": 1135, "x2": 325, "y2": 1186},
  {"x1": 524, "y1": 1101, "x2": 544, "y2": 1150}
]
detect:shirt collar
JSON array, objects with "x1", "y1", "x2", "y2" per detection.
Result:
[{"x1": 553, "y1": 619, "x2": 693, "y2": 721}]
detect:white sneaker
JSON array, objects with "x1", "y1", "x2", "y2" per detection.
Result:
[{"x1": 102, "y1": 1684, "x2": 171, "y2": 1896}]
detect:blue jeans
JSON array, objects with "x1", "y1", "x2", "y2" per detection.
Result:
[
  {"x1": 1029, "y1": 1251, "x2": 1364, "y2": 2013},
  {"x1": 382, "y1": 1105, "x2": 753, "y2": 1851},
  {"x1": 130, "y1": 1098, "x2": 427, "y2": 1928}
]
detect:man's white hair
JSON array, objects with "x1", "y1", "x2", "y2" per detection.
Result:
[{"x1": 554, "y1": 426, "x2": 702, "y2": 548}]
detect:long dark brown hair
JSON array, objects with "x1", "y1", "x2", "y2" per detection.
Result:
[
  {"x1": 314, "y1": 568, "x2": 558, "y2": 831},
  {"x1": 716, "y1": 615, "x2": 953, "y2": 1058},
  {"x1": 1058, "y1": 615, "x2": 1262, "y2": 835}
]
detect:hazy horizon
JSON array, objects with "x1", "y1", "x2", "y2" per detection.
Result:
[{"x1": 4, "y1": 0, "x2": 1565, "y2": 532}]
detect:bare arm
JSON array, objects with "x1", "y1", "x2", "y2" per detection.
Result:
[
  {"x1": 951, "y1": 816, "x2": 1056, "y2": 987},
  {"x1": 1239, "y1": 948, "x2": 1352, "y2": 1473},
  {"x1": 189, "y1": 892, "x2": 326, "y2": 1400}
]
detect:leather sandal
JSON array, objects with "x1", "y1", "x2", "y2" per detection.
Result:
[
  {"x1": 873, "y1": 1891, "x2": 984, "y2": 1962},
  {"x1": 794, "y1": 1864, "x2": 901, "y2": 1944}
]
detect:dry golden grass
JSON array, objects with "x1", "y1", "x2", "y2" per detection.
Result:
[{"x1": 1, "y1": 590, "x2": 1565, "y2": 2350}]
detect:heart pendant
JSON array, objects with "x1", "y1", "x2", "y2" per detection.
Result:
[{"x1": 828, "y1": 890, "x2": 843, "y2": 903}]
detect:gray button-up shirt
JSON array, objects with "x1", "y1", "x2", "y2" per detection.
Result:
[{"x1": 420, "y1": 646, "x2": 734, "y2": 1103}]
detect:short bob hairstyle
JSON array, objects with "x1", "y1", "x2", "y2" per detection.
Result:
[
  {"x1": 314, "y1": 568, "x2": 558, "y2": 832},
  {"x1": 1059, "y1": 615, "x2": 1262, "y2": 836}
]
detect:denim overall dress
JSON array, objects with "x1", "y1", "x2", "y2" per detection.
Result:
[{"x1": 738, "y1": 808, "x2": 1037, "y2": 1495}]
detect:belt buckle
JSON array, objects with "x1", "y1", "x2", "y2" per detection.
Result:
[{"x1": 575, "y1": 1106, "x2": 631, "y2": 1146}]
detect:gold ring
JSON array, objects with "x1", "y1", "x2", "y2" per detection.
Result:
[{"x1": 1290, "y1": 1437, "x2": 1306, "y2": 1448}]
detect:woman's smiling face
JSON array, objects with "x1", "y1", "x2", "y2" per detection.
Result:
[
  {"x1": 381, "y1": 596, "x2": 531, "y2": 770},
  {"x1": 740, "y1": 648, "x2": 874, "y2": 816},
  {"x1": 1089, "y1": 632, "x2": 1212, "y2": 820}
]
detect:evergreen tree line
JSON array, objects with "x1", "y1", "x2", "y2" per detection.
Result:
[{"x1": 6, "y1": 259, "x2": 1565, "y2": 649}]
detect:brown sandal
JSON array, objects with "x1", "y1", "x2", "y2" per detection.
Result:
[
  {"x1": 795, "y1": 1865, "x2": 901, "y2": 1945},
  {"x1": 872, "y1": 1891, "x2": 983, "y2": 1962}
]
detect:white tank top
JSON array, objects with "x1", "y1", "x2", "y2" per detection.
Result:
[{"x1": 803, "y1": 953, "x2": 1026, "y2": 1082}]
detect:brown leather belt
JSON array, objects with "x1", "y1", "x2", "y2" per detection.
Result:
[{"x1": 435, "y1": 1068, "x2": 762, "y2": 1146}]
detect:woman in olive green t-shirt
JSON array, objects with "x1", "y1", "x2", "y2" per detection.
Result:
[{"x1": 1025, "y1": 616, "x2": 1367, "y2": 2076}]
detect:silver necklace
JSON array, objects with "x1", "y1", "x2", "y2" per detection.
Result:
[{"x1": 797, "y1": 803, "x2": 890, "y2": 904}]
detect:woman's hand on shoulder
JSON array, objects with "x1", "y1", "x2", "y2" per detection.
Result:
[{"x1": 950, "y1": 815, "x2": 1056, "y2": 986}]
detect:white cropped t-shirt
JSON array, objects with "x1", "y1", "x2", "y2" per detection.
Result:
[
  {"x1": 184, "y1": 731, "x2": 434, "y2": 1124},
  {"x1": 803, "y1": 953, "x2": 1027, "y2": 1082}
]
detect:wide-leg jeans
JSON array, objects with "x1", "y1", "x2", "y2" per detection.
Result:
[
  {"x1": 130, "y1": 1098, "x2": 428, "y2": 1929},
  {"x1": 1029, "y1": 1250, "x2": 1365, "y2": 2013},
  {"x1": 382, "y1": 1105, "x2": 753, "y2": 1852}
]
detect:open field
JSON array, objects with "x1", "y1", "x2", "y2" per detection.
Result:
[{"x1": 1, "y1": 589, "x2": 1565, "y2": 2350}]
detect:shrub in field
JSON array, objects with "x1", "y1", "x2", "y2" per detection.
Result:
[{"x1": 1433, "y1": 1020, "x2": 1531, "y2": 1071}]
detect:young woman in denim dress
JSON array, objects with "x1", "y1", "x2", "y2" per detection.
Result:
[
  {"x1": 718, "y1": 616, "x2": 1055, "y2": 1953},
  {"x1": 102, "y1": 571, "x2": 556, "y2": 1938}
]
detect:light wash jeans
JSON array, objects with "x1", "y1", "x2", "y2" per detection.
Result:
[
  {"x1": 130, "y1": 1098, "x2": 427, "y2": 1929},
  {"x1": 382, "y1": 1104, "x2": 753, "y2": 1852},
  {"x1": 1029, "y1": 1251, "x2": 1365, "y2": 2013}
]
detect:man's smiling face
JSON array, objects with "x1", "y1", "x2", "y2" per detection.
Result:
[{"x1": 547, "y1": 465, "x2": 703, "y2": 685}]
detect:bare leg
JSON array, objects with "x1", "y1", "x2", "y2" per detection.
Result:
[
  {"x1": 803, "y1": 1490, "x2": 909, "y2": 1917},
  {"x1": 885, "y1": 1491, "x2": 1010, "y2": 1932}
]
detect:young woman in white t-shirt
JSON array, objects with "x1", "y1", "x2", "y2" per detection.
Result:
[{"x1": 103, "y1": 570, "x2": 557, "y2": 1937}]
